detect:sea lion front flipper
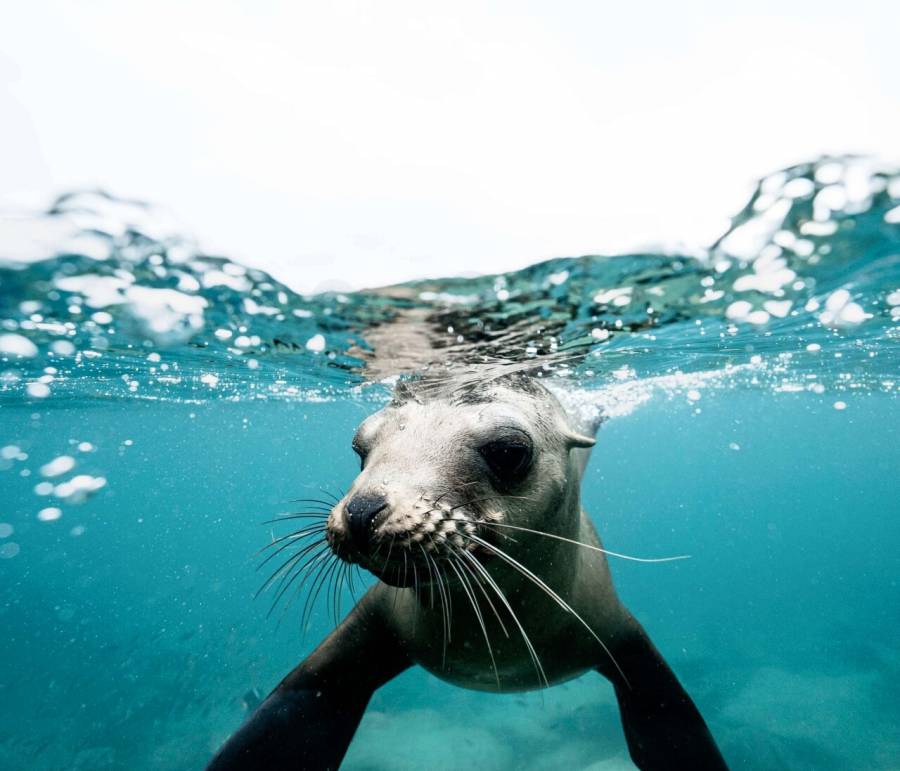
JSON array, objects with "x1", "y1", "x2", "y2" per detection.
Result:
[
  {"x1": 207, "y1": 591, "x2": 411, "y2": 771},
  {"x1": 599, "y1": 619, "x2": 728, "y2": 770}
]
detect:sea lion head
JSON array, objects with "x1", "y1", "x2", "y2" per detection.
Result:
[{"x1": 326, "y1": 374, "x2": 595, "y2": 587}]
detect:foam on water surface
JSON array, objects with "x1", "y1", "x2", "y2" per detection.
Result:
[{"x1": 1, "y1": 155, "x2": 898, "y2": 406}]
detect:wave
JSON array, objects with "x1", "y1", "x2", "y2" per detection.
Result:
[{"x1": 1, "y1": 155, "x2": 898, "y2": 405}]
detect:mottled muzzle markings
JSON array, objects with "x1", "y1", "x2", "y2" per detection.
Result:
[{"x1": 330, "y1": 491, "x2": 487, "y2": 572}]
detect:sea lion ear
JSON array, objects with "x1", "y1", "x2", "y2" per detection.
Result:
[{"x1": 564, "y1": 431, "x2": 596, "y2": 449}]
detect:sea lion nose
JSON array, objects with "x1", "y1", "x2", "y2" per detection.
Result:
[{"x1": 345, "y1": 492, "x2": 389, "y2": 552}]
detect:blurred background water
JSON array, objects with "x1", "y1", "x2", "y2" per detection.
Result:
[{"x1": 1, "y1": 156, "x2": 899, "y2": 769}]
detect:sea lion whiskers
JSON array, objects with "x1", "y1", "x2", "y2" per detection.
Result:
[
  {"x1": 261, "y1": 511, "x2": 329, "y2": 525},
  {"x1": 253, "y1": 505, "x2": 353, "y2": 631},
  {"x1": 410, "y1": 556, "x2": 421, "y2": 634},
  {"x1": 345, "y1": 560, "x2": 360, "y2": 601},
  {"x1": 287, "y1": 487, "x2": 344, "y2": 507},
  {"x1": 434, "y1": 546, "x2": 453, "y2": 631},
  {"x1": 331, "y1": 561, "x2": 356, "y2": 626},
  {"x1": 421, "y1": 547, "x2": 448, "y2": 662},
  {"x1": 429, "y1": 517, "x2": 690, "y2": 564},
  {"x1": 256, "y1": 524, "x2": 327, "y2": 566},
  {"x1": 440, "y1": 524, "x2": 571, "y2": 690},
  {"x1": 300, "y1": 554, "x2": 340, "y2": 631},
  {"x1": 436, "y1": 558, "x2": 454, "y2": 664},
  {"x1": 479, "y1": 521, "x2": 691, "y2": 564},
  {"x1": 402, "y1": 548, "x2": 409, "y2": 588},
  {"x1": 381, "y1": 533, "x2": 397, "y2": 574},
  {"x1": 445, "y1": 553, "x2": 501, "y2": 688},
  {"x1": 257, "y1": 538, "x2": 329, "y2": 601},
  {"x1": 267, "y1": 546, "x2": 332, "y2": 625},
  {"x1": 460, "y1": 531, "x2": 628, "y2": 688},
  {"x1": 267, "y1": 542, "x2": 330, "y2": 609},
  {"x1": 255, "y1": 538, "x2": 326, "y2": 599},
  {"x1": 417, "y1": 543, "x2": 437, "y2": 609},
  {"x1": 450, "y1": 543, "x2": 510, "y2": 639},
  {"x1": 287, "y1": 499, "x2": 337, "y2": 510},
  {"x1": 426, "y1": 545, "x2": 452, "y2": 663},
  {"x1": 458, "y1": 547, "x2": 549, "y2": 688},
  {"x1": 329, "y1": 563, "x2": 342, "y2": 625},
  {"x1": 329, "y1": 561, "x2": 346, "y2": 625}
]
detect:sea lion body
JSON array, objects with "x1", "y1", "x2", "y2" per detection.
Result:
[
  {"x1": 208, "y1": 375, "x2": 727, "y2": 770},
  {"x1": 376, "y1": 518, "x2": 624, "y2": 692},
  {"x1": 327, "y1": 376, "x2": 626, "y2": 691}
]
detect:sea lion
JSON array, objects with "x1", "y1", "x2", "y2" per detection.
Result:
[{"x1": 207, "y1": 374, "x2": 727, "y2": 770}]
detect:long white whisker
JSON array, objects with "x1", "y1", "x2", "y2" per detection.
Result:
[
  {"x1": 464, "y1": 532, "x2": 629, "y2": 688},
  {"x1": 301, "y1": 554, "x2": 340, "y2": 632},
  {"x1": 411, "y1": 560, "x2": 420, "y2": 634},
  {"x1": 256, "y1": 527, "x2": 327, "y2": 570},
  {"x1": 417, "y1": 543, "x2": 436, "y2": 610},
  {"x1": 435, "y1": 557, "x2": 453, "y2": 641},
  {"x1": 427, "y1": 537, "x2": 454, "y2": 641},
  {"x1": 480, "y1": 522, "x2": 691, "y2": 563},
  {"x1": 424, "y1": 549, "x2": 451, "y2": 665},
  {"x1": 454, "y1": 546, "x2": 510, "y2": 639},
  {"x1": 446, "y1": 553, "x2": 500, "y2": 688},
  {"x1": 259, "y1": 540, "x2": 328, "y2": 601},
  {"x1": 459, "y1": 548, "x2": 548, "y2": 688}
]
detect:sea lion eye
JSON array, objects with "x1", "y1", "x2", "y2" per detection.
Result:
[{"x1": 478, "y1": 440, "x2": 532, "y2": 488}]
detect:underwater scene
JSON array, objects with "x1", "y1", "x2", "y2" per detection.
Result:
[{"x1": 1, "y1": 155, "x2": 899, "y2": 769}]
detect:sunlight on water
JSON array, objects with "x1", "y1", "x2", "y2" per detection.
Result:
[{"x1": 1, "y1": 156, "x2": 898, "y2": 769}]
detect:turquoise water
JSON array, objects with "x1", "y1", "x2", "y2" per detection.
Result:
[{"x1": 1, "y1": 156, "x2": 899, "y2": 769}]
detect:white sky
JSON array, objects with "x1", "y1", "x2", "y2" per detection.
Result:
[{"x1": 1, "y1": 0, "x2": 898, "y2": 293}]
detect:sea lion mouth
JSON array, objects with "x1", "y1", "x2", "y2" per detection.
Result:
[
  {"x1": 325, "y1": 493, "x2": 512, "y2": 592},
  {"x1": 361, "y1": 545, "x2": 497, "y2": 588},
  {"x1": 335, "y1": 521, "x2": 502, "y2": 589},
  {"x1": 256, "y1": 494, "x2": 508, "y2": 626}
]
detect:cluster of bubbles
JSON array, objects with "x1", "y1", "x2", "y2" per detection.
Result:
[
  {"x1": 0, "y1": 191, "x2": 396, "y2": 402},
  {"x1": 0, "y1": 437, "x2": 108, "y2": 559},
  {"x1": 0, "y1": 156, "x2": 898, "y2": 405}
]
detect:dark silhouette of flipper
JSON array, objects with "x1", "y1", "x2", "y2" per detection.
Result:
[
  {"x1": 600, "y1": 618, "x2": 728, "y2": 770},
  {"x1": 207, "y1": 595, "x2": 410, "y2": 771}
]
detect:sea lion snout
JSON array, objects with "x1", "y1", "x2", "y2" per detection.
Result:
[{"x1": 345, "y1": 491, "x2": 390, "y2": 553}]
